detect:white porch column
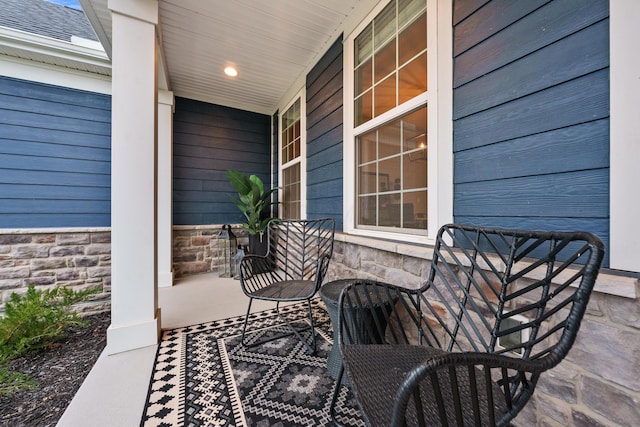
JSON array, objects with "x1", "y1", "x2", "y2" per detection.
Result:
[
  {"x1": 107, "y1": 0, "x2": 160, "y2": 354},
  {"x1": 158, "y1": 90, "x2": 174, "y2": 287}
]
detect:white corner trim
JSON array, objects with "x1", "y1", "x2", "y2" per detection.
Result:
[{"x1": 609, "y1": 0, "x2": 640, "y2": 272}]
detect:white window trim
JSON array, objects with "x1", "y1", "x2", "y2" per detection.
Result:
[
  {"x1": 610, "y1": 1, "x2": 640, "y2": 273},
  {"x1": 278, "y1": 88, "x2": 307, "y2": 219},
  {"x1": 343, "y1": 0, "x2": 453, "y2": 244}
]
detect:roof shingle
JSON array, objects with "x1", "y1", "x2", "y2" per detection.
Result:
[{"x1": 0, "y1": 0, "x2": 98, "y2": 42}]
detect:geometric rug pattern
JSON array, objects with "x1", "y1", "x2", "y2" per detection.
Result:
[{"x1": 141, "y1": 299, "x2": 365, "y2": 426}]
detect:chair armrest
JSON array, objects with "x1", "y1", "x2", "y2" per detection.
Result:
[{"x1": 391, "y1": 351, "x2": 546, "y2": 427}]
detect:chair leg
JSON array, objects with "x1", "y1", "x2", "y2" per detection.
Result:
[
  {"x1": 241, "y1": 297, "x2": 254, "y2": 348},
  {"x1": 329, "y1": 365, "x2": 347, "y2": 427},
  {"x1": 274, "y1": 300, "x2": 317, "y2": 354},
  {"x1": 240, "y1": 299, "x2": 316, "y2": 354},
  {"x1": 305, "y1": 298, "x2": 317, "y2": 353}
]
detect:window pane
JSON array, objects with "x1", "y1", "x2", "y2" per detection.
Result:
[
  {"x1": 294, "y1": 138, "x2": 300, "y2": 158},
  {"x1": 358, "y1": 196, "x2": 377, "y2": 225},
  {"x1": 378, "y1": 118, "x2": 401, "y2": 158},
  {"x1": 374, "y1": 38, "x2": 396, "y2": 83},
  {"x1": 403, "y1": 106, "x2": 427, "y2": 150},
  {"x1": 379, "y1": 194, "x2": 400, "y2": 227},
  {"x1": 282, "y1": 163, "x2": 300, "y2": 220},
  {"x1": 399, "y1": 53, "x2": 427, "y2": 104},
  {"x1": 358, "y1": 163, "x2": 377, "y2": 194},
  {"x1": 379, "y1": 157, "x2": 401, "y2": 192},
  {"x1": 355, "y1": 90, "x2": 373, "y2": 126},
  {"x1": 374, "y1": 74, "x2": 396, "y2": 117},
  {"x1": 374, "y1": 1, "x2": 396, "y2": 49},
  {"x1": 355, "y1": 59, "x2": 372, "y2": 96},
  {"x1": 358, "y1": 130, "x2": 377, "y2": 164},
  {"x1": 282, "y1": 99, "x2": 301, "y2": 163},
  {"x1": 398, "y1": 13, "x2": 426, "y2": 66},
  {"x1": 355, "y1": 24, "x2": 373, "y2": 66},
  {"x1": 403, "y1": 152, "x2": 427, "y2": 189},
  {"x1": 403, "y1": 190, "x2": 427, "y2": 229},
  {"x1": 399, "y1": 0, "x2": 425, "y2": 28}
]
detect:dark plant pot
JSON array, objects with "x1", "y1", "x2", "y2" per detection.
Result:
[
  {"x1": 248, "y1": 233, "x2": 268, "y2": 256},
  {"x1": 248, "y1": 233, "x2": 272, "y2": 274}
]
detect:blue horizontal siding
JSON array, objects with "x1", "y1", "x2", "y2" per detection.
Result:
[
  {"x1": 0, "y1": 214, "x2": 110, "y2": 228},
  {"x1": 453, "y1": 0, "x2": 490, "y2": 25},
  {"x1": 306, "y1": 36, "x2": 344, "y2": 231},
  {"x1": 455, "y1": 120, "x2": 609, "y2": 183},
  {"x1": 0, "y1": 77, "x2": 111, "y2": 228},
  {"x1": 0, "y1": 76, "x2": 111, "y2": 110},
  {"x1": 455, "y1": 169, "x2": 609, "y2": 218},
  {"x1": 172, "y1": 97, "x2": 271, "y2": 226},
  {"x1": 452, "y1": 0, "x2": 610, "y2": 266},
  {"x1": 454, "y1": 0, "x2": 549, "y2": 56},
  {"x1": 454, "y1": 0, "x2": 608, "y2": 88},
  {"x1": 454, "y1": 19, "x2": 609, "y2": 119},
  {"x1": 455, "y1": 69, "x2": 609, "y2": 151}
]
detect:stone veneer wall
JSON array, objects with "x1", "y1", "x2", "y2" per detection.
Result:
[
  {"x1": 326, "y1": 237, "x2": 640, "y2": 427},
  {"x1": 0, "y1": 228, "x2": 111, "y2": 316},
  {"x1": 172, "y1": 224, "x2": 249, "y2": 278}
]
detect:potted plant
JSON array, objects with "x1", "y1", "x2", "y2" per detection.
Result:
[{"x1": 226, "y1": 169, "x2": 277, "y2": 255}]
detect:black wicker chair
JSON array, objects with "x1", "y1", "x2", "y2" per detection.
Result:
[
  {"x1": 330, "y1": 224, "x2": 604, "y2": 426},
  {"x1": 239, "y1": 217, "x2": 335, "y2": 353}
]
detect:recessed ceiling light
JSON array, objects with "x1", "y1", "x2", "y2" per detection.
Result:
[{"x1": 224, "y1": 66, "x2": 238, "y2": 77}]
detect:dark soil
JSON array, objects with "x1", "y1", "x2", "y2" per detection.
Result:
[{"x1": 0, "y1": 312, "x2": 110, "y2": 427}]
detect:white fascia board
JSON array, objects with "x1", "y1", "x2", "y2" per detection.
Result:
[
  {"x1": 0, "y1": 55, "x2": 111, "y2": 94},
  {"x1": 0, "y1": 26, "x2": 111, "y2": 70}
]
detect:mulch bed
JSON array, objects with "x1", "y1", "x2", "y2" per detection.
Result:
[{"x1": 0, "y1": 312, "x2": 110, "y2": 427}]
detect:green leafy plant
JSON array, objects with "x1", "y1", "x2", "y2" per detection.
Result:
[
  {"x1": 226, "y1": 169, "x2": 278, "y2": 235},
  {"x1": 0, "y1": 284, "x2": 99, "y2": 395},
  {"x1": 0, "y1": 369, "x2": 36, "y2": 397}
]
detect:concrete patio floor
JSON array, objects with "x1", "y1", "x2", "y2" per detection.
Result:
[{"x1": 57, "y1": 272, "x2": 275, "y2": 427}]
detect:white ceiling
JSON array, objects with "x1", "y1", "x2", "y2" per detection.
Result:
[{"x1": 81, "y1": 0, "x2": 376, "y2": 115}]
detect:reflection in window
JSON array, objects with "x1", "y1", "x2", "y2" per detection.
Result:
[
  {"x1": 354, "y1": 0, "x2": 427, "y2": 127},
  {"x1": 356, "y1": 106, "x2": 427, "y2": 232},
  {"x1": 281, "y1": 99, "x2": 301, "y2": 219},
  {"x1": 282, "y1": 99, "x2": 301, "y2": 164},
  {"x1": 283, "y1": 163, "x2": 300, "y2": 219}
]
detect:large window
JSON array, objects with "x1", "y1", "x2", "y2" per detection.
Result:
[
  {"x1": 353, "y1": 0, "x2": 428, "y2": 235},
  {"x1": 344, "y1": 0, "x2": 451, "y2": 242},
  {"x1": 279, "y1": 95, "x2": 305, "y2": 219}
]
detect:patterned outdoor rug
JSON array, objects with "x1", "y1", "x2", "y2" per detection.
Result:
[{"x1": 141, "y1": 299, "x2": 364, "y2": 426}]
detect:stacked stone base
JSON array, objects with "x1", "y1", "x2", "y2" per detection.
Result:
[{"x1": 0, "y1": 228, "x2": 111, "y2": 316}]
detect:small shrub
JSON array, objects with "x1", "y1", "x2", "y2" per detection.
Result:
[
  {"x1": 0, "y1": 368, "x2": 36, "y2": 397},
  {"x1": 0, "y1": 284, "x2": 99, "y2": 395}
]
